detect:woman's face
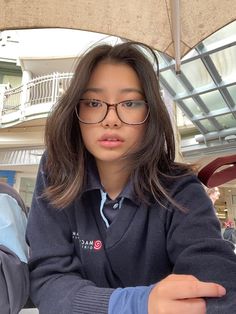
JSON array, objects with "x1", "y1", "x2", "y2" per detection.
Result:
[{"x1": 79, "y1": 61, "x2": 147, "y2": 167}]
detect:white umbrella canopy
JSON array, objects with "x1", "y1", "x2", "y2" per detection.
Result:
[{"x1": 0, "y1": 0, "x2": 236, "y2": 70}]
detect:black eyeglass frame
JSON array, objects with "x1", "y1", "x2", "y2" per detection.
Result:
[{"x1": 75, "y1": 99, "x2": 150, "y2": 125}]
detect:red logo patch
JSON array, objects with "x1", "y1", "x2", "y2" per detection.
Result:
[{"x1": 94, "y1": 240, "x2": 102, "y2": 250}]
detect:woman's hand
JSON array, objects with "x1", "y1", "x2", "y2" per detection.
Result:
[{"x1": 148, "y1": 274, "x2": 226, "y2": 314}]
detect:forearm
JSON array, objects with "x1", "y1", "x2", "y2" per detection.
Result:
[
  {"x1": 31, "y1": 272, "x2": 153, "y2": 314},
  {"x1": 30, "y1": 269, "x2": 114, "y2": 314}
]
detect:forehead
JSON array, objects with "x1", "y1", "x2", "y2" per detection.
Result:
[{"x1": 86, "y1": 62, "x2": 143, "y2": 92}]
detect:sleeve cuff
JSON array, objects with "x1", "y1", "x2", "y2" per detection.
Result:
[
  {"x1": 73, "y1": 286, "x2": 114, "y2": 314},
  {"x1": 109, "y1": 285, "x2": 154, "y2": 314}
]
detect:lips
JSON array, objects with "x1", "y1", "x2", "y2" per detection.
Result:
[
  {"x1": 98, "y1": 134, "x2": 124, "y2": 148},
  {"x1": 102, "y1": 138, "x2": 120, "y2": 141},
  {"x1": 99, "y1": 134, "x2": 124, "y2": 142}
]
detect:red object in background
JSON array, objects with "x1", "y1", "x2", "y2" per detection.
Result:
[{"x1": 198, "y1": 154, "x2": 236, "y2": 188}]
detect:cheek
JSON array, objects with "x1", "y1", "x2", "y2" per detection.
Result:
[
  {"x1": 79, "y1": 126, "x2": 95, "y2": 148},
  {"x1": 128, "y1": 125, "x2": 146, "y2": 146}
]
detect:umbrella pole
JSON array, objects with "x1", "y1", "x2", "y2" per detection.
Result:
[{"x1": 170, "y1": 0, "x2": 181, "y2": 74}]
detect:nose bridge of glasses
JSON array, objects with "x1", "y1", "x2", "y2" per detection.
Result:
[
  {"x1": 105, "y1": 103, "x2": 119, "y2": 114},
  {"x1": 103, "y1": 102, "x2": 121, "y2": 123},
  {"x1": 106, "y1": 102, "x2": 118, "y2": 110}
]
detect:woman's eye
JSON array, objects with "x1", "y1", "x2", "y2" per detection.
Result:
[
  {"x1": 123, "y1": 101, "x2": 144, "y2": 108},
  {"x1": 88, "y1": 101, "x2": 101, "y2": 108},
  {"x1": 123, "y1": 101, "x2": 135, "y2": 107}
]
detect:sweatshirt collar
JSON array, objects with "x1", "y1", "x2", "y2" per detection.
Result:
[{"x1": 83, "y1": 158, "x2": 140, "y2": 205}]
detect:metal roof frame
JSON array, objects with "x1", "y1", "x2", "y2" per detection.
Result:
[{"x1": 159, "y1": 36, "x2": 236, "y2": 160}]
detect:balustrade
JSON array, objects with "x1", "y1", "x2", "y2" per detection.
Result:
[{"x1": 0, "y1": 72, "x2": 73, "y2": 126}]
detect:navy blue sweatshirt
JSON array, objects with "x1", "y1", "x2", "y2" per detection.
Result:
[{"x1": 26, "y1": 154, "x2": 236, "y2": 313}]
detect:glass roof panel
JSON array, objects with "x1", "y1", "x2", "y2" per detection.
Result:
[
  {"x1": 160, "y1": 70, "x2": 186, "y2": 94},
  {"x1": 176, "y1": 106, "x2": 194, "y2": 127},
  {"x1": 214, "y1": 113, "x2": 236, "y2": 129},
  {"x1": 182, "y1": 48, "x2": 198, "y2": 61},
  {"x1": 181, "y1": 98, "x2": 202, "y2": 115},
  {"x1": 210, "y1": 46, "x2": 236, "y2": 83},
  {"x1": 227, "y1": 85, "x2": 236, "y2": 100},
  {"x1": 203, "y1": 21, "x2": 236, "y2": 49},
  {"x1": 157, "y1": 52, "x2": 172, "y2": 69},
  {"x1": 199, "y1": 90, "x2": 228, "y2": 112},
  {"x1": 180, "y1": 59, "x2": 213, "y2": 90},
  {"x1": 163, "y1": 21, "x2": 236, "y2": 153},
  {"x1": 200, "y1": 119, "x2": 218, "y2": 132}
]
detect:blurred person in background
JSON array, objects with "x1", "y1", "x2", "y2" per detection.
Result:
[
  {"x1": 223, "y1": 220, "x2": 236, "y2": 245},
  {"x1": 0, "y1": 182, "x2": 29, "y2": 313},
  {"x1": 206, "y1": 187, "x2": 220, "y2": 205}
]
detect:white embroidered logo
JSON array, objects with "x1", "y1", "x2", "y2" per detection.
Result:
[{"x1": 72, "y1": 231, "x2": 103, "y2": 251}]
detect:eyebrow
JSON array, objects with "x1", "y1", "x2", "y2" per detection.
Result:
[
  {"x1": 120, "y1": 88, "x2": 144, "y2": 95},
  {"x1": 83, "y1": 87, "x2": 144, "y2": 95}
]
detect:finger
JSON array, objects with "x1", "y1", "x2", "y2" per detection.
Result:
[
  {"x1": 156, "y1": 277, "x2": 226, "y2": 300},
  {"x1": 161, "y1": 275, "x2": 226, "y2": 299},
  {"x1": 169, "y1": 281, "x2": 226, "y2": 299},
  {"x1": 186, "y1": 281, "x2": 226, "y2": 298}
]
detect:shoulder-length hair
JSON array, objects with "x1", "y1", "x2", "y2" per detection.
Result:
[{"x1": 44, "y1": 41, "x2": 192, "y2": 208}]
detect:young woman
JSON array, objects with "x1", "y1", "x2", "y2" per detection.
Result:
[
  {"x1": 0, "y1": 182, "x2": 29, "y2": 313},
  {"x1": 26, "y1": 42, "x2": 236, "y2": 314}
]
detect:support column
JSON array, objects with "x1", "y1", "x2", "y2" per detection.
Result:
[{"x1": 20, "y1": 70, "x2": 32, "y2": 119}]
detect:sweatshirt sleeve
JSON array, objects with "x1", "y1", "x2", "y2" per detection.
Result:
[
  {"x1": 26, "y1": 154, "x2": 114, "y2": 314},
  {"x1": 0, "y1": 245, "x2": 29, "y2": 314},
  {"x1": 166, "y1": 176, "x2": 236, "y2": 313}
]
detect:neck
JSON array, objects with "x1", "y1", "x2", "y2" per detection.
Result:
[{"x1": 96, "y1": 160, "x2": 130, "y2": 200}]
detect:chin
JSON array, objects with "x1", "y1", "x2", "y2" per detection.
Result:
[{"x1": 95, "y1": 154, "x2": 125, "y2": 163}]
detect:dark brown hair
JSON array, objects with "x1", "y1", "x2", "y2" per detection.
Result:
[{"x1": 44, "y1": 41, "x2": 192, "y2": 208}]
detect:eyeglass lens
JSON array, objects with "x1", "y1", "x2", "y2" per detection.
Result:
[{"x1": 77, "y1": 99, "x2": 149, "y2": 125}]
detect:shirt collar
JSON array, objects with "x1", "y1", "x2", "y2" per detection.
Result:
[
  {"x1": 119, "y1": 179, "x2": 140, "y2": 205},
  {"x1": 82, "y1": 157, "x2": 140, "y2": 205},
  {"x1": 84, "y1": 157, "x2": 102, "y2": 192}
]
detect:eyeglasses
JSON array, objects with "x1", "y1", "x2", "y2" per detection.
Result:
[{"x1": 76, "y1": 99, "x2": 149, "y2": 125}]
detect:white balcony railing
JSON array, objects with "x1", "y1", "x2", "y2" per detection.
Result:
[{"x1": 0, "y1": 72, "x2": 73, "y2": 126}]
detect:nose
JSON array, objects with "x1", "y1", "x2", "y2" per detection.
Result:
[{"x1": 101, "y1": 106, "x2": 121, "y2": 128}]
